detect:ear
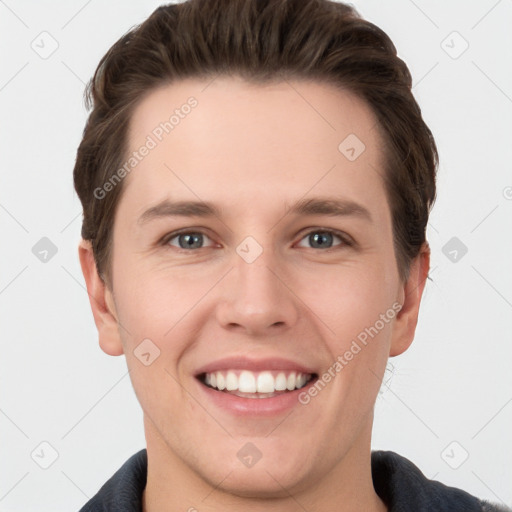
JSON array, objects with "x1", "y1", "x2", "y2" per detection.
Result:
[
  {"x1": 78, "y1": 239, "x2": 124, "y2": 356},
  {"x1": 389, "y1": 242, "x2": 430, "y2": 357}
]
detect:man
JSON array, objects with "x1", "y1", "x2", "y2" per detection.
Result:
[{"x1": 73, "y1": 0, "x2": 509, "y2": 510}]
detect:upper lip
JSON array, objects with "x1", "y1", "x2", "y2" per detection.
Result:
[{"x1": 194, "y1": 356, "x2": 318, "y2": 376}]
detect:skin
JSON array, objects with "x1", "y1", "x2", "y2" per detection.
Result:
[{"x1": 79, "y1": 76, "x2": 429, "y2": 512}]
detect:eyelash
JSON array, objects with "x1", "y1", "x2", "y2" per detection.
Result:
[{"x1": 160, "y1": 228, "x2": 354, "y2": 252}]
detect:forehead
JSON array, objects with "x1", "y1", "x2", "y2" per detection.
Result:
[{"x1": 121, "y1": 76, "x2": 388, "y2": 221}]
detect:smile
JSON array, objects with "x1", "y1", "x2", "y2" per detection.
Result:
[
  {"x1": 199, "y1": 370, "x2": 315, "y2": 398},
  {"x1": 194, "y1": 356, "x2": 320, "y2": 415}
]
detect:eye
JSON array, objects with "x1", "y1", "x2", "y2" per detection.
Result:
[
  {"x1": 296, "y1": 229, "x2": 352, "y2": 250},
  {"x1": 164, "y1": 230, "x2": 216, "y2": 250},
  {"x1": 161, "y1": 228, "x2": 353, "y2": 252}
]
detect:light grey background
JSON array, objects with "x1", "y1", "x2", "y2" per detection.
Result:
[{"x1": 1, "y1": 0, "x2": 511, "y2": 510}]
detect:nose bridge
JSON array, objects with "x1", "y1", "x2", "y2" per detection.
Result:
[{"x1": 216, "y1": 234, "x2": 299, "y2": 334}]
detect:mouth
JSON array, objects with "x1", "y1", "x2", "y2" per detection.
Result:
[
  {"x1": 197, "y1": 369, "x2": 318, "y2": 399},
  {"x1": 193, "y1": 356, "x2": 320, "y2": 415}
]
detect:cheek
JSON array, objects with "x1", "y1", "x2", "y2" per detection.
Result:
[
  {"x1": 300, "y1": 260, "x2": 397, "y2": 329},
  {"x1": 114, "y1": 263, "x2": 208, "y2": 335},
  {"x1": 301, "y1": 263, "x2": 397, "y2": 392}
]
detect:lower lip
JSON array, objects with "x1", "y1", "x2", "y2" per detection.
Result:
[{"x1": 195, "y1": 377, "x2": 318, "y2": 416}]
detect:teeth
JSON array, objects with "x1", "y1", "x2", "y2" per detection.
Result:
[
  {"x1": 216, "y1": 372, "x2": 226, "y2": 390},
  {"x1": 257, "y1": 371, "x2": 274, "y2": 393},
  {"x1": 239, "y1": 371, "x2": 256, "y2": 393},
  {"x1": 296, "y1": 373, "x2": 306, "y2": 388},
  {"x1": 202, "y1": 370, "x2": 312, "y2": 394},
  {"x1": 286, "y1": 373, "x2": 296, "y2": 391},
  {"x1": 226, "y1": 371, "x2": 237, "y2": 391},
  {"x1": 275, "y1": 372, "x2": 287, "y2": 391}
]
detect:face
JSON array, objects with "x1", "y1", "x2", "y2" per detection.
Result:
[{"x1": 81, "y1": 76, "x2": 428, "y2": 497}]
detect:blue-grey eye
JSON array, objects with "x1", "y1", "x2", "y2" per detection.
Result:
[
  {"x1": 297, "y1": 230, "x2": 344, "y2": 249},
  {"x1": 168, "y1": 232, "x2": 214, "y2": 249}
]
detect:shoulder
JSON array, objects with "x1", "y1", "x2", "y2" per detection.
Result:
[
  {"x1": 371, "y1": 450, "x2": 510, "y2": 512},
  {"x1": 481, "y1": 503, "x2": 512, "y2": 512},
  {"x1": 78, "y1": 449, "x2": 147, "y2": 512}
]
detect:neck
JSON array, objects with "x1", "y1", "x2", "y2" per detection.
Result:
[{"x1": 142, "y1": 416, "x2": 387, "y2": 512}]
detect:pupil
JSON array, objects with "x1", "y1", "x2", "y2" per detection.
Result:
[
  {"x1": 311, "y1": 232, "x2": 332, "y2": 248},
  {"x1": 180, "y1": 233, "x2": 202, "y2": 249}
]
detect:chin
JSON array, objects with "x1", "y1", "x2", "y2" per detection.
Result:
[{"x1": 214, "y1": 469, "x2": 307, "y2": 499}]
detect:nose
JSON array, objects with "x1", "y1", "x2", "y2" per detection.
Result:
[{"x1": 215, "y1": 242, "x2": 300, "y2": 337}]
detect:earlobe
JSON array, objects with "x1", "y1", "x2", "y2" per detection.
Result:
[
  {"x1": 78, "y1": 239, "x2": 124, "y2": 356},
  {"x1": 389, "y1": 243, "x2": 430, "y2": 357}
]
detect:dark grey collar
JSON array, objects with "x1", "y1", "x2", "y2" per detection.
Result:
[{"x1": 79, "y1": 448, "x2": 508, "y2": 511}]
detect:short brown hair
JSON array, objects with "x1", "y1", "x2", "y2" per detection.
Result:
[{"x1": 73, "y1": 0, "x2": 438, "y2": 287}]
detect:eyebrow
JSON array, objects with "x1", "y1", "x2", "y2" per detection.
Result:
[{"x1": 137, "y1": 196, "x2": 372, "y2": 225}]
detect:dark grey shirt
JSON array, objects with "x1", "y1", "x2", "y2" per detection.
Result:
[{"x1": 78, "y1": 449, "x2": 510, "y2": 511}]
